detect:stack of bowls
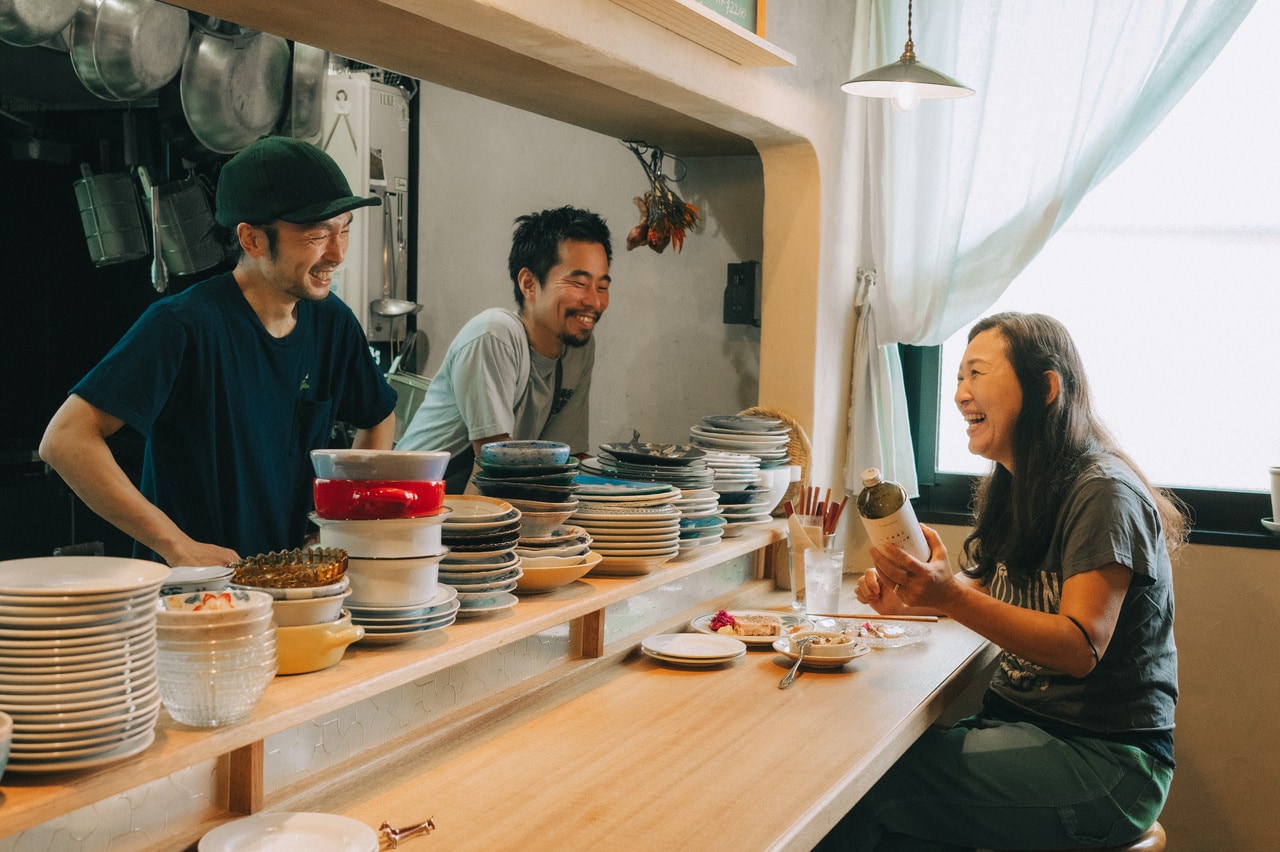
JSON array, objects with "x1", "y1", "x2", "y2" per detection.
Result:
[
  {"x1": 155, "y1": 589, "x2": 276, "y2": 727},
  {"x1": 472, "y1": 441, "x2": 580, "y2": 534},
  {"x1": 309, "y1": 450, "x2": 451, "y2": 631},
  {"x1": 230, "y1": 548, "x2": 362, "y2": 674},
  {"x1": 439, "y1": 495, "x2": 522, "y2": 616},
  {"x1": 0, "y1": 556, "x2": 167, "y2": 773}
]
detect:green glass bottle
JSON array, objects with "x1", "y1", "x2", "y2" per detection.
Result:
[{"x1": 856, "y1": 468, "x2": 929, "y2": 561}]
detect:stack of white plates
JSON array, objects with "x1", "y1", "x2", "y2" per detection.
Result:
[
  {"x1": 438, "y1": 496, "x2": 521, "y2": 616},
  {"x1": 640, "y1": 632, "x2": 747, "y2": 667},
  {"x1": 690, "y1": 415, "x2": 791, "y2": 468},
  {"x1": 570, "y1": 501, "x2": 681, "y2": 575},
  {"x1": 700, "y1": 449, "x2": 762, "y2": 493},
  {"x1": 672, "y1": 486, "x2": 725, "y2": 550},
  {"x1": 0, "y1": 556, "x2": 168, "y2": 773},
  {"x1": 346, "y1": 585, "x2": 460, "y2": 644}
]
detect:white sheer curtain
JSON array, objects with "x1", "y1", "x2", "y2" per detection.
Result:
[{"x1": 846, "y1": 0, "x2": 1256, "y2": 495}]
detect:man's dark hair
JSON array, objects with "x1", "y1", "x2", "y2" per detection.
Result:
[{"x1": 508, "y1": 206, "x2": 612, "y2": 308}]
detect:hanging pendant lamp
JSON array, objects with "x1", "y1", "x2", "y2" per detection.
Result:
[{"x1": 841, "y1": 0, "x2": 973, "y2": 111}]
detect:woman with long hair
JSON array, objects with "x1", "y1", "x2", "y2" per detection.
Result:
[{"x1": 823, "y1": 312, "x2": 1181, "y2": 851}]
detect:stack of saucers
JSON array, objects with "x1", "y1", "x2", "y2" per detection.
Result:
[
  {"x1": 582, "y1": 441, "x2": 713, "y2": 491},
  {"x1": 716, "y1": 486, "x2": 776, "y2": 536},
  {"x1": 701, "y1": 450, "x2": 762, "y2": 493},
  {"x1": 345, "y1": 586, "x2": 459, "y2": 645},
  {"x1": 514, "y1": 524, "x2": 601, "y2": 594},
  {"x1": 438, "y1": 495, "x2": 522, "y2": 616},
  {"x1": 155, "y1": 589, "x2": 277, "y2": 727},
  {"x1": 0, "y1": 556, "x2": 167, "y2": 773},
  {"x1": 689, "y1": 414, "x2": 791, "y2": 469},
  {"x1": 571, "y1": 475, "x2": 682, "y2": 575}
]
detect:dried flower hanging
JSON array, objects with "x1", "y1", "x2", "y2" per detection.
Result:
[{"x1": 623, "y1": 141, "x2": 701, "y2": 253}]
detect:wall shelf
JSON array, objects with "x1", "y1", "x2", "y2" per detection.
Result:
[{"x1": 610, "y1": 0, "x2": 796, "y2": 67}]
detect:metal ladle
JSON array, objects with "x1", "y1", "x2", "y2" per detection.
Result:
[{"x1": 369, "y1": 192, "x2": 420, "y2": 359}]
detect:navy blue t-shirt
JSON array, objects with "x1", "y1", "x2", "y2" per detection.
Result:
[{"x1": 72, "y1": 273, "x2": 396, "y2": 560}]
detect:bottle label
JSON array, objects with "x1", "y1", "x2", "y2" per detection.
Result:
[{"x1": 860, "y1": 514, "x2": 929, "y2": 562}]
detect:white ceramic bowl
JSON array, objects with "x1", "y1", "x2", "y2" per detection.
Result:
[
  {"x1": 346, "y1": 554, "x2": 444, "y2": 607},
  {"x1": 479, "y1": 440, "x2": 570, "y2": 467},
  {"x1": 270, "y1": 589, "x2": 353, "y2": 627},
  {"x1": 156, "y1": 609, "x2": 275, "y2": 641},
  {"x1": 274, "y1": 612, "x2": 364, "y2": 675},
  {"x1": 791, "y1": 630, "x2": 857, "y2": 657},
  {"x1": 159, "y1": 565, "x2": 233, "y2": 597},
  {"x1": 518, "y1": 508, "x2": 576, "y2": 538},
  {"x1": 310, "y1": 449, "x2": 450, "y2": 481},
  {"x1": 156, "y1": 590, "x2": 275, "y2": 624},
  {"x1": 231, "y1": 576, "x2": 350, "y2": 601},
  {"x1": 311, "y1": 512, "x2": 449, "y2": 559}
]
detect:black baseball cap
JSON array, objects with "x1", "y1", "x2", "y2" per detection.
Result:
[{"x1": 214, "y1": 135, "x2": 380, "y2": 227}]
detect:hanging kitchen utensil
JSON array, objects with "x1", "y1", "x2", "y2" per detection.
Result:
[
  {"x1": 179, "y1": 24, "x2": 290, "y2": 154},
  {"x1": 157, "y1": 76, "x2": 219, "y2": 163},
  {"x1": 136, "y1": 165, "x2": 167, "y2": 292},
  {"x1": 0, "y1": 0, "x2": 78, "y2": 46},
  {"x1": 154, "y1": 172, "x2": 223, "y2": 276},
  {"x1": 282, "y1": 42, "x2": 329, "y2": 143},
  {"x1": 69, "y1": 0, "x2": 121, "y2": 101},
  {"x1": 84, "y1": 0, "x2": 189, "y2": 100},
  {"x1": 72, "y1": 162, "x2": 148, "y2": 266}
]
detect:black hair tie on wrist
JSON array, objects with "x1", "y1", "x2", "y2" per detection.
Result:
[{"x1": 1065, "y1": 614, "x2": 1100, "y2": 663}]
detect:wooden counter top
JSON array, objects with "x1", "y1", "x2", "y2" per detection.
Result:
[{"x1": 289, "y1": 586, "x2": 996, "y2": 852}]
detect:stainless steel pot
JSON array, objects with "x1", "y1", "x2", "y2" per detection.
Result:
[
  {"x1": 0, "y1": 0, "x2": 78, "y2": 47},
  {"x1": 73, "y1": 162, "x2": 149, "y2": 267},
  {"x1": 69, "y1": 0, "x2": 189, "y2": 102},
  {"x1": 179, "y1": 25, "x2": 290, "y2": 154},
  {"x1": 281, "y1": 42, "x2": 329, "y2": 143}
]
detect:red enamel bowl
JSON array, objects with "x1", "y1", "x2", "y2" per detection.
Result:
[{"x1": 313, "y1": 478, "x2": 445, "y2": 520}]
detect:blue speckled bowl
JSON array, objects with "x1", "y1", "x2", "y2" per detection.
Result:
[{"x1": 479, "y1": 441, "x2": 571, "y2": 467}]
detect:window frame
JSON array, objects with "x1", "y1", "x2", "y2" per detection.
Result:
[{"x1": 901, "y1": 344, "x2": 1279, "y2": 550}]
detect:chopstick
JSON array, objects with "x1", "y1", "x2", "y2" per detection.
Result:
[
  {"x1": 807, "y1": 612, "x2": 940, "y2": 622},
  {"x1": 787, "y1": 487, "x2": 849, "y2": 536}
]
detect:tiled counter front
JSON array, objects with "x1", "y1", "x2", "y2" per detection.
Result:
[{"x1": 0, "y1": 525, "x2": 783, "y2": 851}]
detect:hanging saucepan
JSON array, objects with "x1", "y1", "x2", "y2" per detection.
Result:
[
  {"x1": 280, "y1": 42, "x2": 329, "y2": 143},
  {"x1": 0, "y1": 0, "x2": 78, "y2": 46},
  {"x1": 179, "y1": 25, "x2": 290, "y2": 155},
  {"x1": 157, "y1": 76, "x2": 219, "y2": 163},
  {"x1": 85, "y1": 0, "x2": 189, "y2": 100}
]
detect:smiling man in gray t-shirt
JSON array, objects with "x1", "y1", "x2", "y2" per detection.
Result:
[{"x1": 397, "y1": 207, "x2": 612, "y2": 492}]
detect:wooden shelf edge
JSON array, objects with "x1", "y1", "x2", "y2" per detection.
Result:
[
  {"x1": 609, "y1": 0, "x2": 796, "y2": 67},
  {"x1": 0, "y1": 524, "x2": 785, "y2": 839}
]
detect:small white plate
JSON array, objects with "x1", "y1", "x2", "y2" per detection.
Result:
[
  {"x1": 198, "y1": 812, "x2": 379, "y2": 852},
  {"x1": 589, "y1": 553, "x2": 678, "y2": 575},
  {"x1": 641, "y1": 632, "x2": 746, "y2": 661},
  {"x1": 1262, "y1": 517, "x2": 1280, "y2": 535},
  {"x1": 454, "y1": 592, "x2": 518, "y2": 615},
  {"x1": 772, "y1": 636, "x2": 870, "y2": 667},
  {"x1": 0, "y1": 557, "x2": 169, "y2": 596}
]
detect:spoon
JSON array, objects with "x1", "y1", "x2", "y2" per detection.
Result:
[{"x1": 778, "y1": 635, "x2": 818, "y2": 689}]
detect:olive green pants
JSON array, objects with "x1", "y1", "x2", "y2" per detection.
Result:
[{"x1": 817, "y1": 715, "x2": 1172, "y2": 851}]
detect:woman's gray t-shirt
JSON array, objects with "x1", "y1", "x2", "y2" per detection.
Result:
[{"x1": 986, "y1": 453, "x2": 1178, "y2": 736}]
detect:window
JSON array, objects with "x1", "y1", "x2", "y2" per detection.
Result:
[{"x1": 909, "y1": 3, "x2": 1279, "y2": 549}]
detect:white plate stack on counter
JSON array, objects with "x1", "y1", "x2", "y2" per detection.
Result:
[
  {"x1": 571, "y1": 472, "x2": 683, "y2": 575},
  {"x1": 689, "y1": 414, "x2": 791, "y2": 468},
  {"x1": 308, "y1": 450, "x2": 454, "y2": 643},
  {"x1": 438, "y1": 496, "x2": 522, "y2": 616},
  {"x1": 0, "y1": 556, "x2": 167, "y2": 774}
]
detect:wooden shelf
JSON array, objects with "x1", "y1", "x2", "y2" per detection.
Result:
[
  {"x1": 0, "y1": 524, "x2": 785, "y2": 839},
  {"x1": 610, "y1": 0, "x2": 796, "y2": 67}
]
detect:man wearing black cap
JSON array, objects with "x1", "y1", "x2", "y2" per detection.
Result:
[{"x1": 40, "y1": 136, "x2": 397, "y2": 566}]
